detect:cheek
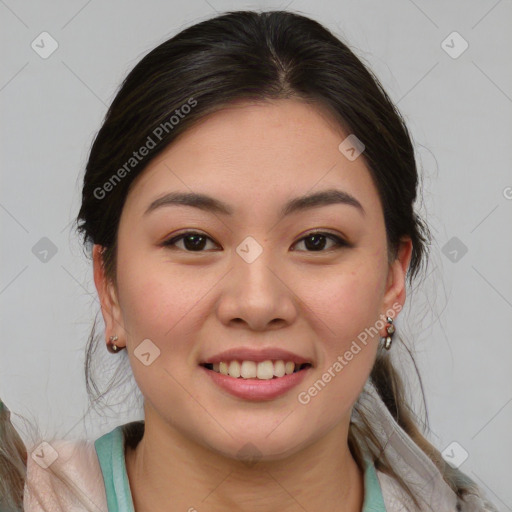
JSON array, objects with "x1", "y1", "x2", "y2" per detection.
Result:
[
  {"x1": 115, "y1": 259, "x2": 202, "y2": 410},
  {"x1": 292, "y1": 267, "x2": 383, "y2": 424},
  {"x1": 295, "y1": 262, "x2": 385, "y2": 348},
  {"x1": 116, "y1": 250, "x2": 220, "y2": 361},
  {"x1": 117, "y1": 242, "x2": 192, "y2": 333}
]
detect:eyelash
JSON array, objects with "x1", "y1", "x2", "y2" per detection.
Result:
[{"x1": 161, "y1": 230, "x2": 349, "y2": 252}]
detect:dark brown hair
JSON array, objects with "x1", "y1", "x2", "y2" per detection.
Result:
[{"x1": 74, "y1": 9, "x2": 483, "y2": 508}]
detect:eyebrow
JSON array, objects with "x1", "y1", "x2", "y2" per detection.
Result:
[{"x1": 143, "y1": 188, "x2": 365, "y2": 218}]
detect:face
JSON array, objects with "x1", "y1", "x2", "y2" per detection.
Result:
[{"x1": 94, "y1": 98, "x2": 412, "y2": 461}]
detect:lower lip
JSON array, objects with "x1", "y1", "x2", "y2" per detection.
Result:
[{"x1": 199, "y1": 365, "x2": 311, "y2": 401}]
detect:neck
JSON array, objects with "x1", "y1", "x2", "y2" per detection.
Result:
[{"x1": 125, "y1": 410, "x2": 364, "y2": 512}]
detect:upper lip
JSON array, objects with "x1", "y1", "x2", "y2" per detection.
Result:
[{"x1": 199, "y1": 347, "x2": 313, "y2": 366}]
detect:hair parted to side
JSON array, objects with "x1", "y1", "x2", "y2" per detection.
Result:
[{"x1": 1, "y1": 9, "x2": 491, "y2": 511}]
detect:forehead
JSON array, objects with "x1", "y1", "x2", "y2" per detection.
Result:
[{"x1": 122, "y1": 99, "x2": 381, "y2": 222}]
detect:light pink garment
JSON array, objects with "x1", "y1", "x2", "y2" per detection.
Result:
[
  {"x1": 23, "y1": 438, "x2": 108, "y2": 512},
  {"x1": 21, "y1": 380, "x2": 499, "y2": 512}
]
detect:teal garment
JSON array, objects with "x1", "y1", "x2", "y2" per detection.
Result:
[
  {"x1": 361, "y1": 455, "x2": 388, "y2": 512},
  {"x1": 94, "y1": 423, "x2": 387, "y2": 511},
  {"x1": 94, "y1": 425, "x2": 135, "y2": 512}
]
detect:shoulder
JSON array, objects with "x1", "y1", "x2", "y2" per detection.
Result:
[
  {"x1": 358, "y1": 381, "x2": 498, "y2": 512},
  {"x1": 23, "y1": 437, "x2": 108, "y2": 512},
  {"x1": 375, "y1": 468, "x2": 499, "y2": 512},
  {"x1": 374, "y1": 468, "x2": 452, "y2": 511},
  {"x1": 23, "y1": 421, "x2": 143, "y2": 512}
]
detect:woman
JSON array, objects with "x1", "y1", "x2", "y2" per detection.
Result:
[{"x1": 1, "y1": 10, "x2": 498, "y2": 512}]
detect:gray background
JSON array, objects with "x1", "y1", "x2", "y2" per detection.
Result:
[{"x1": 1, "y1": 0, "x2": 511, "y2": 509}]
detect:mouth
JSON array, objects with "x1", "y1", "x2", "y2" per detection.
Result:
[{"x1": 200, "y1": 361, "x2": 313, "y2": 380}]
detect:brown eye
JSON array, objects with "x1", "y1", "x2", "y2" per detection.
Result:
[
  {"x1": 292, "y1": 232, "x2": 348, "y2": 252},
  {"x1": 162, "y1": 231, "x2": 219, "y2": 252}
]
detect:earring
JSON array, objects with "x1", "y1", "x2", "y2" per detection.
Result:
[
  {"x1": 381, "y1": 317, "x2": 395, "y2": 350},
  {"x1": 107, "y1": 335, "x2": 123, "y2": 353}
]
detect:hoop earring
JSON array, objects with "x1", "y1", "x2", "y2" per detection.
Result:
[
  {"x1": 107, "y1": 335, "x2": 124, "y2": 353},
  {"x1": 380, "y1": 317, "x2": 395, "y2": 350}
]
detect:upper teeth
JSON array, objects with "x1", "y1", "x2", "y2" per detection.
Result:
[{"x1": 211, "y1": 360, "x2": 302, "y2": 379}]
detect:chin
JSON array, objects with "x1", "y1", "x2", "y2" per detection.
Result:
[{"x1": 196, "y1": 424, "x2": 313, "y2": 464}]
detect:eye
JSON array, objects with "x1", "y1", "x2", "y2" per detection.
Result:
[
  {"x1": 162, "y1": 230, "x2": 349, "y2": 253},
  {"x1": 162, "y1": 231, "x2": 219, "y2": 252},
  {"x1": 291, "y1": 231, "x2": 349, "y2": 252}
]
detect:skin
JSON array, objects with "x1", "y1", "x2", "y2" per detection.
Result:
[{"x1": 93, "y1": 98, "x2": 412, "y2": 512}]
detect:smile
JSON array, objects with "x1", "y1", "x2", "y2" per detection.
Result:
[{"x1": 201, "y1": 360, "x2": 312, "y2": 380}]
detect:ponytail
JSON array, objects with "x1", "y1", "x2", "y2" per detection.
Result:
[
  {"x1": 348, "y1": 341, "x2": 495, "y2": 510},
  {"x1": 0, "y1": 399, "x2": 27, "y2": 511}
]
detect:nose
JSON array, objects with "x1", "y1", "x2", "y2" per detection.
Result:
[{"x1": 216, "y1": 242, "x2": 298, "y2": 332}]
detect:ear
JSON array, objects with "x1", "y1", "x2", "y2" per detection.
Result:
[
  {"x1": 92, "y1": 244, "x2": 126, "y2": 349},
  {"x1": 380, "y1": 237, "x2": 413, "y2": 318}
]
